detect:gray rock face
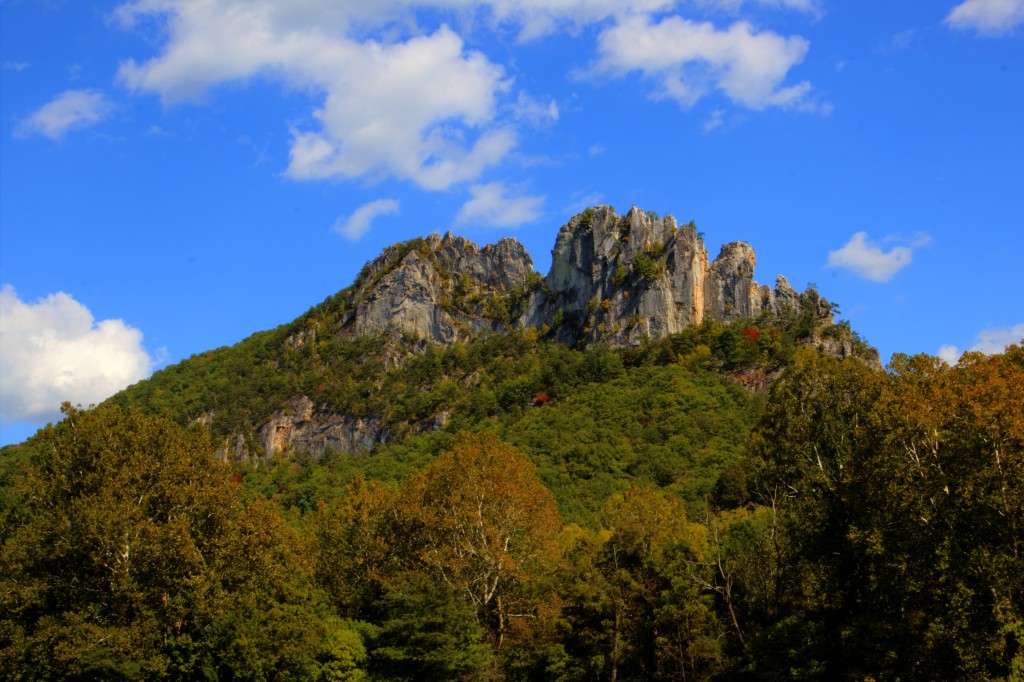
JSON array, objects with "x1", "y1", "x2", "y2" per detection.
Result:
[
  {"x1": 704, "y1": 242, "x2": 760, "y2": 321},
  {"x1": 257, "y1": 396, "x2": 385, "y2": 460},
  {"x1": 349, "y1": 232, "x2": 534, "y2": 344},
  {"x1": 345, "y1": 205, "x2": 834, "y2": 348},
  {"x1": 526, "y1": 206, "x2": 708, "y2": 345},
  {"x1": 525, "y1": 205, "x2": 829, "y2": 346}
]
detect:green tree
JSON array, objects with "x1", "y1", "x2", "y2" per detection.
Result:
[
  {"x1": 368, "y1": 572, "x2": 493, "y2": 681},
  {"x1": 0, "y1": 404, "x2": 354, "y2": 681},
  {"x1": 558, "y1": 487, "x2": 721, "y2": 681}
]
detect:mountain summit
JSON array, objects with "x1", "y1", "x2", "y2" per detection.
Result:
[{"x1": 343, "y1": 205, "x2": 837, "y2": 349}]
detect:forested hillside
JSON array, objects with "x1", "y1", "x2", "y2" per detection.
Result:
[
  {"x1": 2, "y1": 329, "x2": 1021, "y2": 679},
  {"x1": 0, "y1": 215, "x2": 1018, "y2": 679}
]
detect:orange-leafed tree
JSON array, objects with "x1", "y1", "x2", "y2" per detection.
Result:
[{"x1": 400, "y1": 431, "x2": 562, "y2": 646}]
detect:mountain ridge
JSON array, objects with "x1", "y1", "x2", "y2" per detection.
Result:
[
  {"x1": 109, "y1": 205, "x2": 877, "y2": 461},
  {"x1": 341, "y1": 204, "x2": 851, "y2": 351}
]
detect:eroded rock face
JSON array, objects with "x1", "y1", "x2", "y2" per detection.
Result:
[
  {"x1": 344, "y1": 205, "x2": 834, "y2": 348},
  {"x1": 255, "y1": 396, "x2": 385, "y2": 460},
  {"x1": 350, "y1": 232, "x2": 534, "y2": 344},
  {"x1": 525, "y1": 205, "x2": 829, "y2": 346},
  {"x1": 704, "y1": 242, "x2": 761, "y2": 321}
]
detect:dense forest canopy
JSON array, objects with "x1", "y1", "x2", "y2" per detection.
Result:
[{"x1": 1, "y1": 319, "x2": 1021, "y2": 679}]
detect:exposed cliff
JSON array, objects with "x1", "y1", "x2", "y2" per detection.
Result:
[
  {"x1": 525, "y1": 205, "x2": 830, "y2": 346},
  {"x1": 336, "y1": 205, "x2": 834, "y2": 349},
  {"x1": 342, "y1": 232, "x2": 535, "y2": 344}
]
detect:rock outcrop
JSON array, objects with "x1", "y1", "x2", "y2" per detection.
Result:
[
  {"x1": 257, "y1": 395, "x2": 385, "y2": 458},
  {"x1": 521, "y1": 205, "x2": 831, "y2": 346},
  {"x1": 347, "y1": 232, "x2": 534, "y2": 344},
  {"x1": 341, "y1": 205, "x2": 833, "y2": 349}
]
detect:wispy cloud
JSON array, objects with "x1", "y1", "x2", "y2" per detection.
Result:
[
  {"x1": 826, "y1": 231, "x2": 929, "y2": 282},
  {"x1": 2, "y1": 61, "x2": 29, "y2": 72},
  {"x1": 333, "y1": 199, "x2": 401, "y2": 240},
  {"x1": 563, "y1": 192, "x2": 605, "y2": 215},
  {"x1": 457, "y1": 182, "x2": 544, "y2": 227},
  {"x1": 511, "y1": 91, "x2": 559, "y2": 125},
  {"x1": 0, "y1": 286, "x2": 153, "y2": 424},
  {"x1": 696, "y1": 0, "x2": 823, "y2": 16},
  {"x1": 938, "y1": 323, "x2": 1024, "y2": 364},
  {"x1": 15, "y1": 89, "x2": 112, "y2": 140},
  {"x1": 946, "y1": 0, "x2": 1024, "y2": 35},
  {"x1": 703, "y1": 109, "x2": 726, "y2": 131}
]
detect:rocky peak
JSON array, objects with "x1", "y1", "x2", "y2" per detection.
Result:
[
  {"x1": 347, "y1": 231, "x2": 535, "y2": 344},
  {"x1": 344, "y1": 205, "x2": 836, "y2": 349},
  {"x1": 704, "y1": 241, "x2": 761, "y2": 322}
]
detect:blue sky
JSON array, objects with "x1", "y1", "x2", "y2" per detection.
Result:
[{"x1": 1, "y1": 0, "x2": 1022, "y2": 444}]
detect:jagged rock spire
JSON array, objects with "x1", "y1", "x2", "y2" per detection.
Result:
[{"x1": 343, "y1": 205, "x2": 830, "y2": 347}]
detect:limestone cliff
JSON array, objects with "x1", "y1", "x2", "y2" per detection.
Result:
[
  {"x1": 339, "y1": 204, "x2": 833, "y2": 349},
  {"x1": 525, "y1": 206, "x2": 829, "y2": 346},
  {"x1": 345, "y1": 232, "x2": 534, "y2": 344}
]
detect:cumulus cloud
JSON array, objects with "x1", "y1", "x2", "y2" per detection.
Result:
[
  {"x1": 937, "y1": 344, "x2": 963, "y2": 365},
  {"x1": 113, "y1": 1, "x2": 822, "y2": 188},
  {"x1": 333, "y1": 199, "x2": 401, "y2": 240},
  {"x1": 457, "y1": 182, "x2": 544, "y2": 227},
  {"x1": 116, "y1": 2, "x2": 515, "y2": 190},
  {"x1": 0, "y1": 286, "x2": 154, "y2": 424},
  {"x1": 945, "y1": 0, "x2": 1024, "y2": 35},
  {"x1": 938, "y1": 323, "x2": 1024, "y2": 364},
  {"x1": 590, "y1": 14, "x2": 817, "y2": 110},
  {"x1": 826, "y1": 232, "x2": 929, "y2": 283},
  {"x1": 15, "y1": 89, "x2": 112, "y2": 140}
]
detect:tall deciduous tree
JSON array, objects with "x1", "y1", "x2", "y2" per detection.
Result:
[
  {"x1": 558, "y1": 486, "x2": 722, "y2": 681},
  {"x1": 400, "y1": 432, "x2": 562, "y2": 647},
  {"x1": 750, "y1": 345, "x2": 1024, "y2": 680},
  {"x1": 0, "y1": 404, "x2": 360, "y2": 680}
]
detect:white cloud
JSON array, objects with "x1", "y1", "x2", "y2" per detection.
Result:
[
  {"x1": 972, "y1": 323, "x2": 1024, "y2": 354},
  {"x1": 938, "y1": 345, "x2": 962, "y2": 365},
  {"x1": 116, "y1": 2, "x2": 516, "y2": 190},
  {"x1": 113, "y1": 1, "x2": 823, "y2": 188},
  {"x1": 2, "y1": 61, "x2": 29, "y2": 72},
  {"x1": 946, "y1": 0, "x2": 1024, "y2": 35},
  {"x1": 15, "y1": 89, "x2": 112, "y2": 140},
  {"x1": 591, "y1": 14, "x2": 817, "y2": 110},
  {"x1": 937, "y1": 323, "x2": 1024, "y2": 364},
  {"x1": 457, "y1": 182, "x2": 544, "y2": 227},
  {"x1": 0, "y1": 286, "x2": 154, "y2": 424},
  {"x1": 826, "y1": 231, "x2": 928, "y2": 283},
  {"x1": 696, "y1": 0, "x2": 822, "y2": 16},
  {"x1": 333, "y1": 199, "x2": 401, "y2": 240},
  {"x1": 703, "y1": 109, "x2": 725, "y2": 131},
  {"x1": 511, "y1": 91, "x2": 559, "y2": 124},
  {"x1": 429, "y1": 0, "x2": 679, "y2": 40}
]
